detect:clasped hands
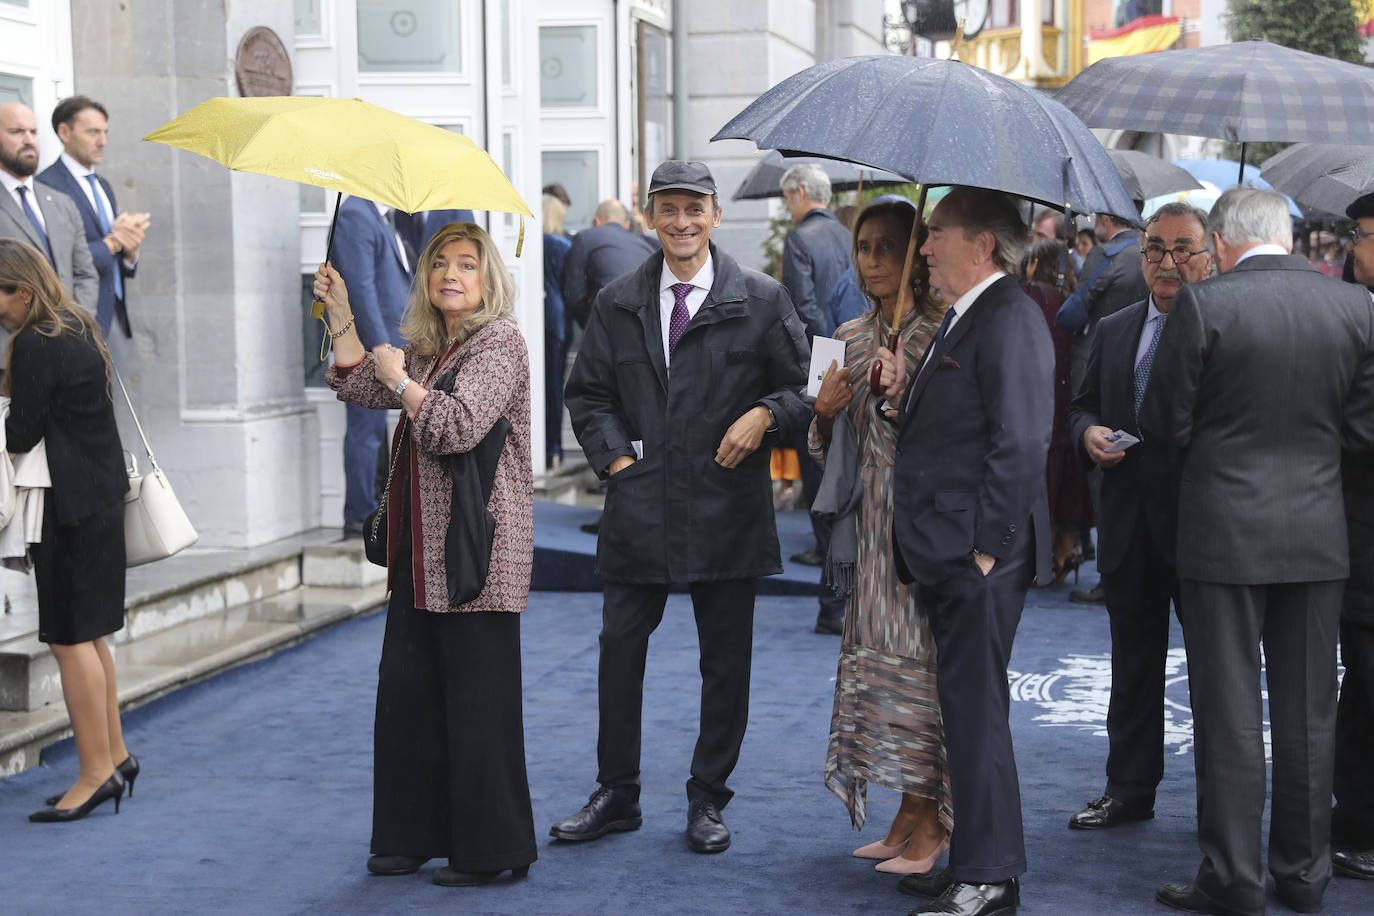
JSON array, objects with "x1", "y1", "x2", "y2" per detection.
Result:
[{"x1": 107, "y1": 211, "x2": 150, "y2": 259}]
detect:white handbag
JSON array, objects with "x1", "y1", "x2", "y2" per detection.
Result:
[{"x1": 116, "y1": 370, "x2": 198, "y2": 567}]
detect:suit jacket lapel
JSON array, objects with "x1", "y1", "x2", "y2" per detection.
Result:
[
  {"x1": 0, "y1": 186, "x2": 41, "y2": 249},
  {"x1": 1115, "y1": 304, "x2": 1148, "y2": 425},
  {"x1": 899, "y1": 289, "x2": 985, "y2": 432}
]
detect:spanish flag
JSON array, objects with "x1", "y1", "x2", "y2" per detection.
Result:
[
  {"x1": 1359, "y1": 0, "x2": 1374, "y2": 38},
  {"x1": 1087, "y1": 15, "x2": 1182, "y2": 65}
]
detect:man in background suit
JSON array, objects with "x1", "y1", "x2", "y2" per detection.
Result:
[
  {"x1": 330, "y1": 194, "x2": 413, "y2": 536},
  {"x1": 1065, "y1": 202, "x2": 1211, "y2": 831},
  {"x1": 37, "y1": 96, "x2": 148, "y2": 340},
  {"x1": 1140, "y1": 188, "x2": 1374, "y2": 916},
  {"x1": 0, "y1": 102, "x2": 97, "y2": 315},
  {"x1": 391, "y1": 207, "x2": 474, "y2": 264},
  {"x1": 560, "y1": 198, "x2": 657, "y2": 329},
  {"x1": 892, "y1": 186, "x2": 1054, "y2": 916}
]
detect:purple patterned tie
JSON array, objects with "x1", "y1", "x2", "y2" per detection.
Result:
[{"x1": 668, "y1": 282, "x2": 693, "y2": 354}]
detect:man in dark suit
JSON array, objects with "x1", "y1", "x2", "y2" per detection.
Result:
[
  {"x1": 1332, "y1": 192, "x2": 1374, "y2": 883},
  {"x1": 330, "y1": 194, "x2": 413, "y2": 536},
  {"x1": 1070, "y1": 210, "x2": 1149, "y2": 605},
  {"x1": 37, "y1": 96, "x2": 148, "y2": 339},
  {"x1": 391, "y1": 208, "x2": 475, "y2": 264},
  {"x1": 554, "y1": 161, "x2": 810, "y2": 855},
  {"x1": 892, "y1": 186, "x2": 1054, "y2": 916},
  {"x1": 0, "y1": 102, "x2": 97, "y2": 316},
  {"x1": 1065, "y1": 202, "x2": 1211, "y2": 831},
  {"x1": 1140, "y1": 188, "x2": 1374, "y2": 915},
  {"x1": 560, "y1": 198, "x2": 657, "y2": 328}
]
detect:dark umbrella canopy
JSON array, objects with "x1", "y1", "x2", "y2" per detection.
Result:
[
  {"x1": 1260, "y1": 143, "x2": 1374, "y2": 218},
  {"x1": 1056, "y1": 40, "x2": 1374, "y2": 146},
  {"x1": 712, "y1": 55, "x2": 1139, "y2": 219},
  {"x1": 1107, "y1": 149, "x2": 1201, "y2": 201},
  {"x1": 732, "y1": 150, "x2": 907, "y2": 201}
]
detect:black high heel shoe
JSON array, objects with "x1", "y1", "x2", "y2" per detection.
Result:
[
  {"x1": 46, "y1": 754, "x2": 137, "y2": 807},
  {"x1": 29, "y1": 771, "x2": 124, "y2": 822},
  {"x1": 432, "y1": 864, "x2": 530, "y2": 887}
]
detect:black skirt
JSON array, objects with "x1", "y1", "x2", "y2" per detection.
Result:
[
  {"x1": 33, "y1": 500, "x2": 126, "y2": 645},
  {"x1": 371, "y1": 552, "x2": 537, "y2": 871}
]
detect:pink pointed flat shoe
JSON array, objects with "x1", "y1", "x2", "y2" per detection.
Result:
[
  {"x1": 852, "y1": 838, "x2": 909, "y2": 859},
  {"x1": 874, "y1": 835, "x2": 950, "y2": 874}
]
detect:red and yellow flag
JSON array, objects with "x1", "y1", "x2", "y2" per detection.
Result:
[{"x1": 1087, "y1": 15, "x2": 1182, "y2": 65}]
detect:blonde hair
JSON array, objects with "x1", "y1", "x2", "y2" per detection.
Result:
[
  {"x1": 0, "y1": 237, "x2": 111, "y2": 396},
  {"x1": 399, "y1": 221, "x2": 517, "y2": 357},
  {"x1": 542, "y1": 193, "x2": 567, "y2": 235}
]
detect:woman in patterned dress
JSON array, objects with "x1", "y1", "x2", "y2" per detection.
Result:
[
  {"x1": 809, "y1": 199, "x2": 952, "y2": 874},
  {"x1": 315, "y1": 222, "x2": 536, "y2": 888}
]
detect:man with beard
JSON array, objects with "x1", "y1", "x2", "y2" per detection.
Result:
[{"x1": 0, "y1": 102, "x2": 96, "y2": 315}]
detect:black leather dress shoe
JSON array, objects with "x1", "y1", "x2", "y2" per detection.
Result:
[
  {"x1": 1333, "y1": 847, "x2": 1374, "y2": 880},
  {"x1": 814, "y1": 613, "x2": 843, "y2": 635},
  {"x1": 433, "y1": 863, "x2": 529, "y2": 886},
  {"x1": 1155, "y1": 882, "x2": 1234, "y2": 914},
  {"x1": 686, "y1": 799, "x2": 730, "y2": 853},
  {"x1": 898, "y1": 866, "x2": 956, "y2": 899},
  {"x1": 1273, "y1": 881, "x2": 1323, "y2": 913},
  {"x1": 1070, "y1": 584, "x2": 1106, "y2": 604},
  {"x1": 1068, "y1": 794, "x2": 1154, "y2": 829},
  {"x1": 790, "y1": 548, "x2": 825, "y2": 566},
  {"x1": 550, "y1": 787, "x2": 641, "y2": 841},
  {"x1": 367, "y1": 854, "x2": 429, "y2": 876},
  {"x1": 909, "y1": 879, "x2": 1018, "y2": 916}
]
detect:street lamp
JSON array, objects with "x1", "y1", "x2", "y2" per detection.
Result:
[{"x1": 887, "y1": 0, "x2": 988, "y2": 49}]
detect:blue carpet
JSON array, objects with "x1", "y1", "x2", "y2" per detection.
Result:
[{"x1": 0, "y1": 567, "x2": 1366, "y2": 914}]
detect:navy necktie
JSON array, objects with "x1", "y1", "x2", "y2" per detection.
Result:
[
  {"x1": 86, "y1": 174, "x2": 123, "y2": 299},
  {"x1": 16, "y1": 186, "x2": 53, "y2": 264},
  {"x1": 1134, "y1": 314, "x2": 1166, "y2": 418}
]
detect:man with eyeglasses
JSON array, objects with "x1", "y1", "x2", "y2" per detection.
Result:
[
  {"x1": 1330, "y1": 192, "x2": 1374, "y2": 884},
  {"x1": 1066, "y1": 202, "x2": 1210, "y2": 833},
  {"x1": 1139, "y1": 188, "x2": 1374, "y2": 916}
]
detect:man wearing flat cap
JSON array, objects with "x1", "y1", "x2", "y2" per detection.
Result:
[
  {"x1": 555, "y1": 160, "x2": 811, "y2": 853},
  {"x1": 1330, "y1": 192, "x2": 1374, "y2": 884}
]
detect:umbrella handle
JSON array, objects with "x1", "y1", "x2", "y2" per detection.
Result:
[
  {"x1": 314, "y1": 194, "x2": 345, "y2": 359},
  {"x1": 869, "y1": 332, "x2": 900, "y2": 396}
]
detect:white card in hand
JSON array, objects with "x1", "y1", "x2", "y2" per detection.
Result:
[
  {"x1": 1104, "y1": 429, "x2": 1140, "y2": 452},
  {"x1": 807, "y1": 335, "x2": 846, "y2": 398}
]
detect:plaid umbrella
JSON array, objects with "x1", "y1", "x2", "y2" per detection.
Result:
[
  {"x1": 732, "y1": 150, "x2": 906, "y2": 201},
  {"x1": 1056, "y1": 41, "x2": 1374, "y2": 183},
  {"x1": 1260, "y1": 143, "x2": 1374, "y2": 218},
  {"x1": 712, "y1": 55, "x2": 1139, "y2": 219},
  {"x1": 1106, "y1": 149, "x2": 1201, "y2": 201}
]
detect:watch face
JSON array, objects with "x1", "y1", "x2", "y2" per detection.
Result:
[{"x1": 954, "y1": 0, "x2": 989, "y2": 38}]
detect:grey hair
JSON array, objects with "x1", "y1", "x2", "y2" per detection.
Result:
[
  {"x1": 1143, "y1": 202, "x2": 1209, "y2": 237},
  {"x1": 1207, "y1": 188, "x2": 1291, "y2": 249},
  {"x1": 942, "y1": 186, "x2": 1029, "y2": 276},
  {"x1": 780, "y1": 162, "x2": 833, "y2": 207}
]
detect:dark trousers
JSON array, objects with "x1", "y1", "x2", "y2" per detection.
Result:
[
  {"x1": 1100, "y1": 520, "x2": 1181, "y2": 804},
  {"x1": 596, "y1": 579, "x2": 756, "y2": 809},
  {"x1": 372, "y1": 559, "x2": 537, "y2": 871},
  {"x1": 544, "y1": 328, "x2": 564, "y2": 460},
  {"x1": 1334, "y1": 616, "x2": 1374, "y2": 846},
  {"x1": 918, "y1": 541, "x2": 1032, "y2": 884},
  {"x1": 1178, "y1": 579, "x2": 1343, "y2": 915},
  {"x1": 344, "y1": 402, "x2": 385, "y2": 525},
  {"x1": 797, "y1": 446, "x2": 844, "y2": 623}
]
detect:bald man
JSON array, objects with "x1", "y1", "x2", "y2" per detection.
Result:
[{"x1": 561, "y1": 198, "x2": 658, "y2": 328}]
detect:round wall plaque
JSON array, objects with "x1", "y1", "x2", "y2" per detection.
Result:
[{"x1": 235, "y1": 26, "x2": 293, "y2": 98}]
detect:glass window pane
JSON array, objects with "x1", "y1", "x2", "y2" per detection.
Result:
[
  {"x1": 0, "y1": 1, "x2": 30, "y2": 8},
  {"x1": 357, "y1": 0, "x2": 462, "y2": 73},
  {"x1": 294, "y1": 0, "x2": 322, "y2": 35},
  {"x1": 540, "y1": 25, "x2": 597, "y2": 109},
  {"x1": 500, "y1": 0, "x2": 513, "y2": 88},
  {"x1": 541, "y1": 150, "x2": 599, "y2": 232},
  {"x1": 0, "y1": 74, "x2": 33, "y2": 107}
]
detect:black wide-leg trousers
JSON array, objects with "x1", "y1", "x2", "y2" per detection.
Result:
[{"x1": 371, "y1": 557, "x2": 537, "y2": 872}]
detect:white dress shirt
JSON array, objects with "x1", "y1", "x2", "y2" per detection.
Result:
[
  {"x1": 1234, "y1": 243, "x2": 1289, "y2": 265},
  {"x1": 0, "y1": 169, "x2": 45, "y2": 233},
  {"x1": 371, "y1": 200, "x2": 410, "y2": 273},
  {"x1": 658, "y1": 254, "x2": 714, "y2": 369}
]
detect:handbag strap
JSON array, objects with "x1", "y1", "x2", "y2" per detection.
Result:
[{"x1": 113, "y1": 367, "x2": 159, "y2": 472}]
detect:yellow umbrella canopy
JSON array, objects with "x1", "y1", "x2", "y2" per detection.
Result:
[{"x1": 144, "y1": 96, "x2": 531, "y2": 216}]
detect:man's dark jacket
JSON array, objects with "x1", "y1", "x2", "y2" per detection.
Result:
[
  {"x1": 1067, "y1": 298, "x2": 1181, "y2": 574},
  {"x1": 564, "y1": 243, "x2": 811, "y2": 584},
  {"x1": 1139, "y1": 254, "x2": 1374, "y2": 584},
  {"x1": 782, "y1": 207, "x2": 852, "y2": 338},
  {"x1": 561, "y1": 222, "x2": 658, "y2": 327}
]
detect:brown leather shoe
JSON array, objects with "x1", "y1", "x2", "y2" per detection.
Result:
[{"x1": 1068, "y1": 794, "x2": 1153, "y2": 829}]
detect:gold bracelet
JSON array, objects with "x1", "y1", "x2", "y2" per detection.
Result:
[{"x1": 329, "y1": 315, "x2": 355, "y2": 339}]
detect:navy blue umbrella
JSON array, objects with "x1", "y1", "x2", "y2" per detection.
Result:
[
  {"x1": 711, "y1": 55, "x2": 1139, "y2": 220},
  {"x1": 1056, "y1": 40, "x2": 1374, "y2": 184}
]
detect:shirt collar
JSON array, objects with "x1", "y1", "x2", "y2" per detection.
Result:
[
  {"x1": 659, "y1": 251, "x2": 715, "y2": 296},
  {"x1": 1145, "y1": 295, "x2": 1167, "y2": 322},
  {"x1": 372, "y1": 200, "x2": 390, "y2": 221},
  {"x1": 950, "y1": 270, "x2": 1006, "y2": 318},
  {"x1": 60, "y1": 151, "x2": 95, "y2": 179},
  {"x1": 1234, "y1": 243, "x2": 1288, "y2": 265},
  {"x1": 0, "y1": 169, "x2": 32, "y2": 195}
]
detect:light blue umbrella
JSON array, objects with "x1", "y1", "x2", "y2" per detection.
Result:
[{"x1": 1171, "y1": 159, "x2": 1303, "y2": 217}]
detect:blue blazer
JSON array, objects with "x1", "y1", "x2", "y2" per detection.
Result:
[
  {"x1": 331, "y1": 197, "x2": 412, "y2": 348},
  {"x1": 36, "y1": 161, "x2": 134, "y2": 338}
]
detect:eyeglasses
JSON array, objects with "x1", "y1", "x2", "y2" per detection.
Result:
[
  {"x1": 1355, "y1": 230, "x2": 1374, "y2": 242},
  {"x1": 1141, "y1": 244, "x2": 1206, "y2": 264}
]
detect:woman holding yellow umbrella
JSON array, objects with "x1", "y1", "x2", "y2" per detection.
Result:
[{"x1": 314, "y1": 220, "x2": 536, "y2": 888}]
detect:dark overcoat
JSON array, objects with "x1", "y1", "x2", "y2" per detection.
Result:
[{"x1": 565, "y1": 243, "x2": 811, "y2": 584}]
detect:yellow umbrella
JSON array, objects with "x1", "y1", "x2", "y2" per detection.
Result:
[{"x1": 146, "y1": 96, "x2": 532, "y2": 356}]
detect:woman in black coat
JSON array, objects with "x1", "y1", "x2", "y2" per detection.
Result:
[{"x1": 0, "y1": 239, "x2": 134, "y2": 822}]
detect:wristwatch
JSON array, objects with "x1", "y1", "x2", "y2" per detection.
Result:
[{"x1": 394, "y1": 377, "x2": 412, "y2": 398}]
